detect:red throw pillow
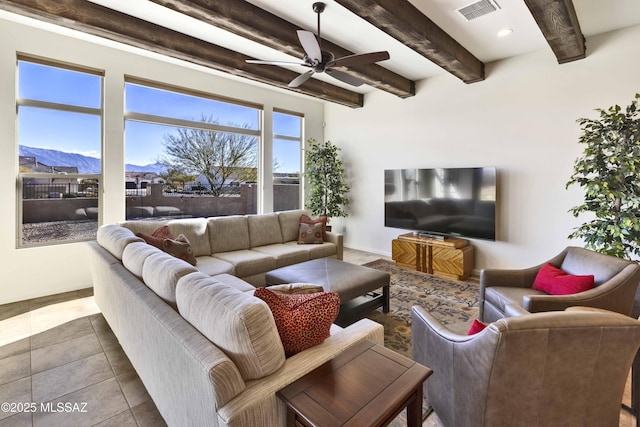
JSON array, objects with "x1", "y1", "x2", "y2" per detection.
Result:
[
  {"x1": 300, "y1": 214, "x2": 327, "y2": 240},
  {"x1": 163, "y1": 234, "x2": 197, "y2": 266},
  {"x1": 532, "y1": 263, "x2": 595, "y2": 295},
  {"x1": 136, "y1": 225, "x2": 173, "y2": 249},
  {"x1": 254, "y1": 288, "x2": 340, "y2": 357},
  {"x1": 467, "y1": 319, "x2": 488, "y2": 335}
]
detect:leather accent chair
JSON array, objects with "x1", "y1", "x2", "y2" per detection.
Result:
[
  {"x1": 479, "y1": 246, "x2": 640, "y2": 323},
  {"x1": 411, "y1": 306, "x2": 640, "y2": 427}
]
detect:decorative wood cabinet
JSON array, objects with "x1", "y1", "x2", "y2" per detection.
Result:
[{"x1": 392, "y1": 233, "x2": 474, "y2": 280}]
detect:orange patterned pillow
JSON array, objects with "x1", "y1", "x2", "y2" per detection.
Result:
[{"x1": 254, "y1": 288, "x2": 340, "y2": 357}]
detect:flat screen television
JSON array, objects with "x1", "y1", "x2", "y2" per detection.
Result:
[{"x1": 384, "y1": 167, "x2": 497, "y2": 241}]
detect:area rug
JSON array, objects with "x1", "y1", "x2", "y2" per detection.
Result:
[{"x1": 363, "y1": 259, "x2": 480, "y2": 358}]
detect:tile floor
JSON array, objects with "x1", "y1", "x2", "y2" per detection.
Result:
[{"x1": 0, "y1": 248, "x2": 636, "y2": 426}]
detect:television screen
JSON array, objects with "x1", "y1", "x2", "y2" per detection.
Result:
[{"x1": 384, "y1": 167, "x2": 496, "y2": 240}]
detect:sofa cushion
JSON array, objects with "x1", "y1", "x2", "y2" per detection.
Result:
[
  {"x1": 532, "y1": 263, "x2": 595, "y2": 295},
  {"x1": 268, "y1": 283, "x2": 325, "y2": 294},
  {"x1": 277, "y1": 209, "x2": 309, "y2": 242},
  {"x1": 96, "y1": 224, "x2": 144, "y2": 260},
  {"x1": 176, "y1": 272, "x2": 285, "y2": 380},
  {"x1": 194, "y1": 256, "x2": 235, "y2": 276},
  {"x1": 119, "y1": 220, "x2": 169, "y2": 235},
  {"x1": 214, "y1": 250, "x2": 277, "y2": 278},
  {"x1": 142, "y1": 251, "x2": 198, "y2": 307},
  {"x1": 298, "y1": 222, "x2": 324, "y2": 244},
  {"x1": 208, "y1": 216, "x2": 250, "y2": 253},
  {"x1": 252, "y1": 244, "x2": 309, "y2": 268},
  {"x1": 163, "y1": 234, "x2": 197, "y2": 266},
  {"x1": 212, "y1": 273, "x2": 256, "y2": 292},
  {"x1": 283, "y1": 241, "x2": 337, "y2": 260},
  {"x1": 248, "y1": 213, "x2": 283, "y2": 247},
  {"x1": 484, "y1": 286, "x2": 546, "y2": 313},
  {"x1": 122, "y1": 241, "x2": 163, "y2": 278},
  {"x1": 166, "y1": 218, "x2": 211, "y2": 257},
  {"x1": 254, "y1": 288, "x2": 340, "y2": 357}
]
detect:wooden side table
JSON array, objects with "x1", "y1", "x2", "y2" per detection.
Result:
[{"x1": 277, "y1": 340, "x2": 432, "y2": 427}]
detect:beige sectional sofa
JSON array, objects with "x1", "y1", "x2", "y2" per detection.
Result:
[
  {"x1": 118, "y1": 209, "x2": 343, "y2": 286},
  {"x1": 88, "y1": 210, "x2": 383, "y2": 427}
]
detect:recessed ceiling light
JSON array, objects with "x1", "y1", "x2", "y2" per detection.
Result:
[{"x1": 497, "y1": 28, "x2": 513, "y2": 37}]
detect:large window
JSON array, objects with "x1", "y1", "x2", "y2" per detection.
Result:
[
  {"x1": 17, "y1": 57, "x2": 103, "y2": 247},
  {"x1": 273, "y1": 110, "x2": 303, "y2": 212},
  {"x1": 124, "y1": 79, "x2": 261, "y2": 219}
]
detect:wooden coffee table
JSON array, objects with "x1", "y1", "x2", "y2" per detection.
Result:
[{"x1": 277, "y1": 340, "x2": 432, "y2": 427}]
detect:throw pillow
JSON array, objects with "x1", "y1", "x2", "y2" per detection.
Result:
[
  {"x1": 300, "y1": 214, "x2": 327, "y2": 240},
  {"x1": 268, "y1": 283, "x2": 325, "y2": 294},
  {"x1": 532, "y1": 263, "x2": 595, "y2": 295},
  {"x1": 254, "y1": 287, "x2": 340, "y2": 357},
  {"x1": 136, "y1": 225, "x2": 173, "y2": 249},
  {"x1": 163, "y1": 234, "x2": 198, "y2": 266},
  {"x1": 467, "y1": 319, "x2": 488, "y2": 335},
  {"x1": 298, "y1": 222, "x2": 324, "y2": 244}
]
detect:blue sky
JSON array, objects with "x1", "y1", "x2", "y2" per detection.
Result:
[{"x1": 18, "y1": 61, "x2": 303, "y2": 173}]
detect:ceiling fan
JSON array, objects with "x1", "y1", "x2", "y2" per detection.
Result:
[{"x1": 246, "y1": 2, "x2": 390, "y2": 88}]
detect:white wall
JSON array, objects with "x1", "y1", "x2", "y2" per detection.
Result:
[
  {"x1": 0, "y1": 16, "x2": 324, "y2": 304},
  {"x1": 325, "y1": 24, "x2": 640, "y2": 271}
]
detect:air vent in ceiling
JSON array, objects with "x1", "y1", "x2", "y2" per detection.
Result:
[{"x1": 457, "y1": 0, "x2": 501, "y2": 21}]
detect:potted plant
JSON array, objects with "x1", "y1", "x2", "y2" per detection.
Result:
[
  {"x1": 566, "y1": 93, "x2": 640, "y2": 258},
  {"x1": 304, "y1": 138, "x2": 350, "y2": 223}
]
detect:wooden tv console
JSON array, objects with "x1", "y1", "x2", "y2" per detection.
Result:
[{"x1": 392, "y1": 233, "x2": 474, "y2": 280}]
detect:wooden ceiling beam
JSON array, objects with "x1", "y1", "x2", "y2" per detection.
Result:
[
  {"x1": 334, "y1": 0, "x2": 485, "y2": 84},
  {"x1": 523, "y1": 0, "x2": 586, "y2": 64},
  {"x1": 0, "y1": 0, "x2": 363, "y2": 108},
  {"x1": 149, "y1": 0, "x2": 415, "y2": 98}
]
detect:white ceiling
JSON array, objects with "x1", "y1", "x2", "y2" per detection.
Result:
[{"x1": 10, "y1": 0, "x2": 640, "y2": 94}]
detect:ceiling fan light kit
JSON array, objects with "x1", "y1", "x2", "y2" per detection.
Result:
[{"x1": 247, "y1": 1, "x2": 390, "y2": 89}]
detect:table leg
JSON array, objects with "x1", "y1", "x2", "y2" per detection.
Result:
[
  {"x1": 383, "y1": 284, "x2": 390, "y2": 313},
  {"x1": 406, "y1": 387, "x2": 423, "y2": 427}
]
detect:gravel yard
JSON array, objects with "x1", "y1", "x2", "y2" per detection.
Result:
[{"x1": 22, "y1": 220, "x2": 98, "y2": 245}]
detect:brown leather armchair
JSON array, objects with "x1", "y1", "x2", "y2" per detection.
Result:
[
  {"x1": 412, "y1": 306, "x2": 640, "y2": 427},
  {"x1": 479, "y1": 246, "x2": 640, "y2": 323}
]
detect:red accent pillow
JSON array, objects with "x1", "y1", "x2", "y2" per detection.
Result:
[
  {"x1": 532, "y1": 263, "x2": 595, "y2": 295},
  {"x1": 136, "y1": 225, "x2": 173, "y2": 249},
  {"x1": 300, "y1": 214, "x2": 327, "y2": 240},
  {"x1": 254, "y1": 288, "x2": 340, "y2": 357},
  {"x1": 163, "y1": 234, "x2": 197, "y2": 266},
  {"x1": 467, "y1": 319, "x2": 488, "y2": 335}
]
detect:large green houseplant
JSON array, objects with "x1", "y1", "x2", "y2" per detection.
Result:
[
  {"x1": 304, "y1": 138, "x2": 350, "y2": 219},
  {"x1": 566, "y1": 93, "x2": 640, "y2": 258}
]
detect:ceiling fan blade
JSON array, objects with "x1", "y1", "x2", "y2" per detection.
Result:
[
  {"x1": 327, "y1": 51, "x2": 390, "y2": 68},
  {"x1": 325, "y1": 69, "x2": 364, "y2": 87},
  {"x1": 246, "y1": 59, "x2": 308, "y2": 66},
  {"x1": 288, "y1": 70, "x2": 315, "y2": 88},
  {"x1": 297, "y1": 30, "x2": 322, "y2": 63}
]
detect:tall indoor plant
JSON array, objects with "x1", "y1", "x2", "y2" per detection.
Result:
[
  {"x1": 304, "y1": 138, "x2": 350, "y2": 219},
  {"x1": 566, "y1": 93, "x2": 640, "y2": 258}
]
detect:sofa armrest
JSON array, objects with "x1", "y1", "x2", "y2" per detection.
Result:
[
  {"x1": 217, "y1": 318, "x2": 383, "y2": 425},
  {"x1": 325, "y1": 231, "x2": 343, "y2": 260}
]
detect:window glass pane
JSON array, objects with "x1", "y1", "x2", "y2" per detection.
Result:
[
  {"x1": 125, "y1": 83, "x2": 260, "y2": 130},
  {"x1": 125, "y1": 121, "x2": 258, "y2": 219},
  {"x1": 18, "y1": 107, "x2": 102, "y2": 172},
  {"x1": 18, "y1": 61, "x2": 101, "y2": 108},
  {"x1": 274, "y1": 112, "x2": 302, "y2": 137},
  {"x1": 273, "y1": 112, "x2": 302, "y2": 212},
  {"x1": 17, "y1": 59, "x2": 102, "y2": 247}
]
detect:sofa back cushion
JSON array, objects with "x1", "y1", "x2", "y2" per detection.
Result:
[
  {"x1": 561, "y1": 247, "x2": 632, "y2": 286},
  {"x1": 142, "y1": 251, "x2": 198, "y2": 308},
  {"x1": 166, "y1": 218, "x2": 211, "y2": 256},
  {"x1": 119, "y1": 220, "x2": 169, "y2": 235},
  {"x1": 277, "y1": 209, "x2": 310, "y2": 242},
  {"x1": 122, "y1": 241, "x2": 162, "y2": 278},
  {"x1": 176, "y1": 272, "x2": 285, "y2": 380},
  {"x1": 97, "y1": 224, "x2": 144, "y2": 260},
  {"x1": 248, "y1": 213, "x2": 282, "y2": 248},
  {"x1": 208, "y1": 216, "x2": 250, "y2": 253}
]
